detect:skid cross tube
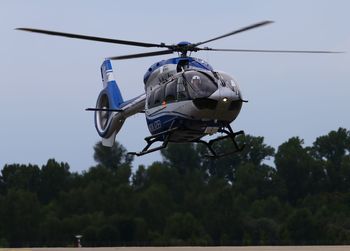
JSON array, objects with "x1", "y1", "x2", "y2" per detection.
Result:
[{"x1": 128, "y1": 126, "x2": 178, "y2": 157}]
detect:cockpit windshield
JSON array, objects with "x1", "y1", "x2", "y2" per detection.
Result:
[
  {"x1": 183, "y1": 71, "x2": 217, "y2": 99},
  {"x1": 217, "y1": 72, "x2": 240, "y2": 95}
]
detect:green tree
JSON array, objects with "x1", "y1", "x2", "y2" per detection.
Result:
[
  {"x1": 311, "y1": 128, "x2": 350, "y2": 191},
  {"x1": 39, "y1": 213, "x2": 63, "y2": 246},
  {"x1": 312, "y1": 128, "x2": 350, "y2": 166},
  {"x1": 164, "y1": 212, "x2": 206, "y2": 245},
  {"x1": 39, "y1": 159, "x2": 70, "y2": 203},
  {"x1": 199, "y1": 135, "x2": 274, "y2": 183},
  {"x1": 96, "y1": 224, "x2": 119, "y2": 246},
  {"x1": 234, "y1": 163, "x2": 277, "y2": 200},
  {"x1": 240, "y1": 135, "x2": 275, "y2": 166},
  {"x1": 132, "y1": 165, "x2": 147, "y2": 190},
  {"x1": 1, "y1": 164, "x2": 40, "y2": 194},
  {"x1": 283, "y1": 208, "x2": 319, "y2": 244},
  {"x1": 2, "y1": 130, "x2": 350, "y2": 247},
  {"x1": 161, "y1": 143, "x2": 200, "y2": 175},
  {"x1": 93, "y1": 141, "x2": 133, "y2": 170},
  {"x1": 275, "y1": 137, "x2": 314, "y2": 203},
  {"x1": 134, "y1": 166, "x2": 176, "y2": 232},
  {"x1": 0, "y1": 189, "x2": 41, "y2": 247},
  {"x1": 340, "y1": 156, "x2": 350, "y2": 191},
  {"x1": 243, "y1": 217, "x2": 280, "y2": 245}
]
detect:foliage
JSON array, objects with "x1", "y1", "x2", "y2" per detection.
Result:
[{"x1": 1, "y1": 128, "x2": 350, "y2": 246}]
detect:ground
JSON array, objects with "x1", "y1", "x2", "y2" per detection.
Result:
[{"x1": 1, "y1": 246, "x2": 350, "y2": 251}]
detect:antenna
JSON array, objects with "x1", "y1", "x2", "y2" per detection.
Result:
[{"x1": 75, "y1": 235, "x2": 83, "y2": 248}]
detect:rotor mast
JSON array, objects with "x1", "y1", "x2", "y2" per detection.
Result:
[{"x1": 176, "y1": 41, "x2": 192, "y2": 57}]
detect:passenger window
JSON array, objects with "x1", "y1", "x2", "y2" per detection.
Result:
[
  {"x1": 165, "y1": 80, "x2": 177, "y2": 102},
  {"x1": 148, "y1": 91, "x2": 154, "y2": 108},
  {"x1": 153, "y1": 86, "x2": 164, "y2": 107}
]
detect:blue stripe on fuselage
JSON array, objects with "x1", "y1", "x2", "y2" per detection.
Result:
[
  {"x1": 146, "y1": 114, "x2": 179, "y2": 135},
  {"x1": 146, "y1": 112, "x2": 222, "y2": 136},
  {"x1": 143, "y1": 57, "x2": 213, "y2": 84}
]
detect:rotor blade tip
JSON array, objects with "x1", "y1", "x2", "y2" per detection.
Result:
[
  {"x1": 16, "y1": 28, "x2": 32, "y2": 32},
  {"x1": 264, "y1": 20, "x2": 274, "y2": 25}
]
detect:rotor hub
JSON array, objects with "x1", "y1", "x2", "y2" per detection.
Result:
[{"x1": 177, "y1": 41, "x2": 192, "y2": 47}]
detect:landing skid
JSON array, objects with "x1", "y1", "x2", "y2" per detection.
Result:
[
  {"x1": 128, "y1": 124, "x2": 245, "y2": 158},
  {"x1": 195, "y1": 125, "x2": 245, "y2": 158}
]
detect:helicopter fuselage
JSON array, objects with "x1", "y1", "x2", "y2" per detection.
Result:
[{"x1": 144, "y1": 57, "x2": 244, "y2": 142}]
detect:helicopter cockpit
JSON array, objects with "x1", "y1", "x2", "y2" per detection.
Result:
[
  {"x1": 147, "y1": 70, "x2": 218, "y2": 108},
  {"x1": 183, "y1": 71, "x2": 218, "y2": 99}
]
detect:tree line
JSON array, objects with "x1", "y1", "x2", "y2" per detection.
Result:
[{"x1": 0, "y1": 127, "x2": 350, "y2": 247}]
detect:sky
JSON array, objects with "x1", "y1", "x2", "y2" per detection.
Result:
[{"x1": 1, "y1": 0, "x2": 349, "y2": 172}]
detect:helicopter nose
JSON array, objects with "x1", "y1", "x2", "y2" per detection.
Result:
[
  {"x1": 213, "y1": 86, "x2": 239, "y2": 104},
  {"x1": 206, "y1": 87, "x2": 242, "y2": 121}
]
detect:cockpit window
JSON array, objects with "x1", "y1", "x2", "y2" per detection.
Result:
[
  {"x1": 183, "y1": 71, "x2": 217, "y2": 99},
  {"x1": 177, "y1": 77, "x2": 188, "y2": 101},
  {"x1": 218, "y1": 72, "x2": 239, "y2": 94},
  {"x1": 147, "y1": 71, "x2": 218, "y2": 108}
]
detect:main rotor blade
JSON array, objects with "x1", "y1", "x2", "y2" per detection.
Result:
[
  {"x1": 198, "y1": 47, "x2": 343, "y2": 54},
  {"x1": 16, "y1": 28, "x2": 168, "y2": 48},
  {"x1": 108, "y1": 49, "x2": 174, "y2": 60},
  {"x1": 194, "y1": 20, "x2": 273, "y2": 47}
]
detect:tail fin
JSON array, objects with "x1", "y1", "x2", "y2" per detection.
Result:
[
  {"x1": 96, "y1": 60, "x2": 125, "y2": 147},
  {"x1": 96, "y1": 60, "x2": 146, "y2": 147},
  {"x1": 100, "y1": 59, "x2": 124, "y2": 108}
]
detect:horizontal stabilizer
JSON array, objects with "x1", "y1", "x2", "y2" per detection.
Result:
[
  {"x1": 86, "y1": 108, "x2": 123, "y2": 112},
  {"x1": 86, "y1": 107, "x2": 145, "y2": 113}
]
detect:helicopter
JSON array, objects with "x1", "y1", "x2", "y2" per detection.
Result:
[{"x1": 17, "y1": 20, "x2": 341, "y2": 157}]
